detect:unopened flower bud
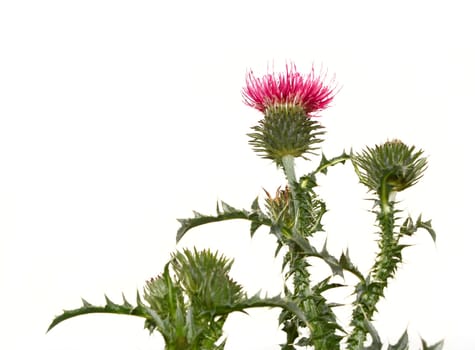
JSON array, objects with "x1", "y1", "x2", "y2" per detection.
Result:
[{"x1": 352, "y1": 139, "x2": 427, "y2": 195}]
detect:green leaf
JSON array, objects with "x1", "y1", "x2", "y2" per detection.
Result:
[
  {"x1": 313, "y1": 151, "x2": 351, "y2": 176},
  {"x1": 214, "y1": 293, "x2": 310, "y2": 330},
  {"x1": 176, "y1": 200, "x2": 271, "y2": 243},
  {"x1": 399, "y1": 215, "x2": 436, "y2": 243},
  {"x1": 313, "y1": 275, "x2": 345, "y2": 293},
  {"x1": 416, "y1": 215, "x2": 437, "y2": 242},
  {"x1": 400, "y1": 216, "x2": 416, "y2": 236},
  {"x1": 388, "y1": 330, "x2": 409, "y2": 350},
  {"x1": 422, "y1": 339, "x2": 444, "y2": 350},
  {"x1": 143, "y1": 305, "x2": 167, "y2": 334},
  {"x1": 362, "y1": 320, "x2": 383, "y2": 350},
  {"x1": 339, "y1": 249, "x2": 365, "y2": 282},
  {"x1": 47, "y1": 294, "x2": 149, "y2": 333},
  {"x1": 290, "y1": 234, "x2": 355, "y2": 278},
  {"x1": 250, "y1": 197, "x2": 265, "y2": 236}
]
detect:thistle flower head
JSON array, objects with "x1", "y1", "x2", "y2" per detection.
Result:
[
  {"x1": 144, "y1": 268, "x2": 184, "y2": 318},
  {"x1": 264, "y1": 186, "x2": 293, "y2": 225},
  {"x1": 242, "y1": 63, "x2": 336, "y2": 117},
  {"x1": 171, "y1": 249, "x2": 244, "y2": 309},
  {"x1": 243, "y1": 63, "x2": 336, "y2": 165},
  {"x1": 352, "y1": 139, "x2": 428, "y2": 195}
]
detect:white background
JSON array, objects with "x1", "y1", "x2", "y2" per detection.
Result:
[{"x1": 1, "y1": 1, "x2": 474, "y2": 349}]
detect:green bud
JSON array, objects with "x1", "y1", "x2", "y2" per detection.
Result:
[
  {"x1": 352, "y1": 139, "x2": 427, "y2": 195},
  {"x1": 247, "y1": 104, "x2": 325, "y2": 166}
]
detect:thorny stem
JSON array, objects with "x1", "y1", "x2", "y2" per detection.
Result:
[
  {"x1": 346, "y1": 178, "x2": 399, "y2": 349},
  {"x1": 280, "y1": 155, "x2": 313, "y2": 348},
  {"x1": 281, "y1": 156, "x2": 305, "y2": 288}
]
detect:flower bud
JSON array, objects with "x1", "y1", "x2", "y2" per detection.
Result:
[
  {"x1": 352, "y1": 139, "x2": 427, "y2": 195},
  {"x1": 247, "y1": 104, "x2": 325, "y2": 165}
]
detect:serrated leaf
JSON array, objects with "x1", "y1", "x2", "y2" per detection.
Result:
[
  {"x1": 47, "y1": 294, "x2": 149, "y2": 332},
  {"x1": 388, "y1": 330, "x2": 409, "y2": 350},
  {"x1": 296, "y1": 337, "x2": 311, "y2": 346},
  {"x1": 400, "y1": 217, "x2": 415, "y2": 236},
  {"x1": 214, "y1": 293, "x2": 310, "y2": 330},
  {"x1": 313, "y1": 276, "x2": 345, "y2": 293},
  {"x1": 219, "y1": 201, "x2": 236, "y2": 214},
  {"x1": 339, "y1": 249, "x2": 365, "y2": 282},
  {"x1": 251, "y1": 197, "x2": 260, "y2": 211},
  {"x1": 250, "y1": 220, "x2": 263, "y2": 237},
  {"x1": 400, "y1": 215, "x2": 436, "y2": 242},
  {"x1": 318, "y1": 154, "x2": 330, "y2": 175},
  {"x1": 250, "y1": 197, "x2": 267, "y2": 236},
  {"x1": 176, "y1": 200, "x2": 271, "y2": 243},
  {"x1": 422, "y1": 339, "x2": 444, "y2": 350},
  {"x1": 143, "y1": 305, "x2": 167, "y2": 333},
  {"x1": 290, "y1": 234, "x2": 344, "y2": 277},
  {"x1": 416, "y1": 215, "x2": 437, "y2": 242},
  {"x1": 313, "y1": 151, "x2": 351, "y2": 176},
  {"x1": 363, "y1": 320, "x2": 383, "y2": 350}
]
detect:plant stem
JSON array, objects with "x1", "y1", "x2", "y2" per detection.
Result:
[
  {"x1": 346, "y1": 182, "x2": 399, "y2": 349},
  {"x1": 280, "y1": 155, "x2": 306, "y2": 347},
  {"x1": 282, "y1": 155, "x2": 299, "y2": 224}
]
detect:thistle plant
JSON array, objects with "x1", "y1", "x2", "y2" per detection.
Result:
[
  {"x1": 347, "y1": 140, "x2": 433, "y2": 349},
  {"x1": 48, "y1": 63, "x2": 442, "y2": 350}
]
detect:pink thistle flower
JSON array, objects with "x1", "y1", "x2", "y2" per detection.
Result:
[{"x1": 242, "y1": 63, "x2": 337, "y2": 117}]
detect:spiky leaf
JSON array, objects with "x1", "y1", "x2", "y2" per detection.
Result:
[
  {"x1": 388, "y1": 330, "x2": 409, "y2": 350},
  {"x1": 422, "y1": 339, "x2": 444, "y2": 350},
  {"x1": 362, "y1": 320, "x2": 383, "y2": 350},
  {"x1": 176, "y1": 200, "x2": 271, "y2": 243},
  {"x1": 400, "y1": 215, "x2": 436, "y2": 242},
  {"x1": 312, "y1": 151, "x2": 351, "y2": 175},
  {"x1": 339, "y1": 249, "x2": 365, "y2": 282},
  {"x1": 416, "y1": 215, "x2": 436, "y2": 242},
  {"x1": 293, "y1": 235, "x2": 340, "y2": 276},
  {"x1": 47, "y1": 293, "x2": 150, "y2": 333}
]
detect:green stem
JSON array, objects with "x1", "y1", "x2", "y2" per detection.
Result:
[
  {"x1": 280, "y1": 155, "x2": 306, "y2": 293},
  {"x1": 379, "y1": 172, "x2": 393, "y2": 215},
  {"x1": 280, "y1": 155, "x2": 307, "y2": 347},
  {"x1": 281, "y1": 155, "x2": 297, "y2": 183},
  {"x1": 281, "y1": 155, "x2": 299, "y2": 223},
  {"x1": 346, "y1": 180, "x2": 399, "y2": 349},
  {"x1": 280, "y1": 155, "x2": 343, "y2": 349}
]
